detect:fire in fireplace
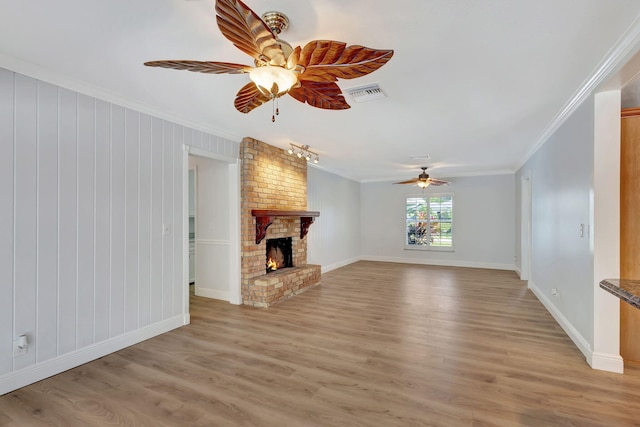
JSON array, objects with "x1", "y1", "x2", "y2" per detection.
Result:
[{"x1": 265, "y1": 237, "x2": 293, "y2": 273}]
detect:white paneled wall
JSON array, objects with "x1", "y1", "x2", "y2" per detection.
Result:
[
  {"x1": 0, "y1": 68, "x2": 239, "y2": 393},
  {"x1": 307, "y1": 167, "x2": 361, "y2": 272}
]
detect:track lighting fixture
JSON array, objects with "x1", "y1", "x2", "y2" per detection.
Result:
[{"x1": 287, "y1": 143, "x2": 319, "y2": 164}]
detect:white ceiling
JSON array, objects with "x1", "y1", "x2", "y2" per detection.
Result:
[{"x1": 2, "y1": 0, "x2": 640, "y2": 181}]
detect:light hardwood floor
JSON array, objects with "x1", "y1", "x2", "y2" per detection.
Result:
[{"x1": 2, "y1": 261, "x2": 640, "y2": 426}]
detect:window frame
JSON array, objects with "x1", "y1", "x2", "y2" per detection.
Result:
[{"x1": 404, "y1": 193, "x2": 455, "y2": 252}]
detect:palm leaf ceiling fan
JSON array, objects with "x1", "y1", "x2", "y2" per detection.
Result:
[
  {"x1": 394, "y1": 167, "x2": 450, "y2": 188},
  {"x1": 144, "y1": 0, "x2": 394, "y2": 121}
]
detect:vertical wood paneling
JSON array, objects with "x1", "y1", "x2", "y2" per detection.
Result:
[
  {"x1": 58, "y1": 88, "x2": 78, "y2": 355},
  {"x1": 1, "y1": 68, "x2": 239, "y2": 382},
  {"x1": 77, "y1": 94, "x2": 95, "y2": 348},
  {"x1": 110, "y1": 105, "x2": 126, "y2": 336},
  {"x1": 36, "y1": 81, "x2": 59, "y2": 363},
  {"x1": 13, "y1": 74, "x2": 38, "y2": 369},
  {"x1": 138, "y1": 114, "x2": 152, "y2": 328},
  {"x1": 124, "y1": 109, "x2": 139, "y2": 332},
  {"x1": 94, "y1": 100, "x2": 111, "y2": 342},
  {"x1": 162, "y1": 122, "x2": 174, "y2": 319},
  {"x1": 0, "y1": 69, "x2": 15, "y2": 374},
  {"x1": 150, "y1": 117, "x2": 163, "y2": 323},
  {"x1": 172, "y1": 126, "x2": 183, "y2": 316}
]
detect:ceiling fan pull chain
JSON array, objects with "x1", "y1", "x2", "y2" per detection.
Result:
[{"x1": 272, "y1": 98, "x2": 276, "y2": 122}]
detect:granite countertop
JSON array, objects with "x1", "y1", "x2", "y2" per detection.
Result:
[{"x1": 599, "y1": 279, "x2": 640, "y2": 309}]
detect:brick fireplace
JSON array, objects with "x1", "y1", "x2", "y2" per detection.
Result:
[{"x1": 240, "y1": 137, "x2": 321, "y2": 307}]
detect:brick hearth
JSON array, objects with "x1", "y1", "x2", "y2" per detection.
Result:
[{"x1": 240, "y1": 137, "x2": 321, "y2": 307}]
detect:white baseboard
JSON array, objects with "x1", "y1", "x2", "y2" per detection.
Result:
[
  {"x1": 195, "y1": 288, "x2": 229, "y2": 301},
  {"x1": 528, "y1": 280, "x2": 623, "y2": 373},
  {"x1": 360, "y1": 255, "x2": 515, "y2": 271},
  {"x1": 589, "y1": 352, "x2": 624, "y2": 373},
  {"x1": 320, "y1": 257, "x2": 361, "y2": 274},
  {"x1": 0, "y1": 315, "x2": 185, "y2": 396}
]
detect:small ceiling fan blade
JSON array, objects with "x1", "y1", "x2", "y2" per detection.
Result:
[
  {"x1": 234, "y1": 82, "x2": 271, "y2": 113},
  {"x1": 144, "y1": 60, "x2": 252, "y2": 74},
  {"x1": 298, "y1": 40, "x2": 394, "y2": 82},
  {"x1": 215, "y1": 0, "x2": 285, "y2": 65},
  {"x1": 287, "y1": 46, "x2": 301, "y2": 70},
  {"x1": 288, "y1": 81, "x2": 350, "y2": 110},
  {"x1": 393, "y1": 178, "x2": 420, "y2": 185},
  {"x1": 427, "y1": 178, "x2": 450, "y2": 186}
]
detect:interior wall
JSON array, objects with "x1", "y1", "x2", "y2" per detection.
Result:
[
  {"x1": 359, "y1": 174, "x2": 516, "y2": 269},
  {"x1": 516, "y1": 95, "x2": 597, "y2": 363},
  {"x1": 0, "y1": 68, "x2": 239, "y2": 394},
  {"x1": 307, "y1": 167, "x2": 361, "y2": 272}
]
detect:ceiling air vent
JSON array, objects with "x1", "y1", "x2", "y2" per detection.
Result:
[{"x1": 345, "y1": 83, "x2": 386, "y2": 103}]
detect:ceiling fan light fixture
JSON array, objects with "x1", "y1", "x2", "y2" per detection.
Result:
[
  {"x1": 417, "y1": 181, "x2": 429, "y2": 189},
  {"x1": 249, "y1": 65, "x2": 297, "y2": 97}
]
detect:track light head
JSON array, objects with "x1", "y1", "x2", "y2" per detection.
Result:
[{"x1": 287, "y1": 143, "x2": 319, "y2": 164}]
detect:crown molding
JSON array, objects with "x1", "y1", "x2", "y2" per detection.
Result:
[
  {"x1": 0, "y1": 53, "x2": 241, "y2": 142},
  {"x1": 516, "y1": 15, "x2": 640, "y2": 170}
]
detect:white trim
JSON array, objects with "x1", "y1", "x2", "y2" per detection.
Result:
[
  {"x1": 0, "y1": 315, "x2": 185, "y2": 395},
  {"x1": 0, "y1": 54, "x2": 241, "y2": 142},
  {"x1": 182, "y1": 147, "x2": 190, "y2": 323},
  {"x1": 520, "y1": 171, "x2": 532, "y2": 281},
  {"x1": 320, "y1": 257, "x2": 361, "y2": 274},
  {"x1": 528, "y1": 280, "x2": 594, "y2": 367},
  {"x1": 195, "y1": 288, "x2": 230, "y2": 301},
  {"x1": 516, "y1": 15, "x2": 640, "y2": 170},
  {"x1": 196, "y1": 239, "x2": 230, "y2": 245},
  {"x1": 592, "y1": 90, "x2": 622, "y2": 371},
  {"x1": 360, "y1": 256, "x2": 515, "y2": 271},
  {"x1": 228, "y1": 162, "x2": 242, "y2": 305},
  {"x1": 589, "y1": 352, "x2": 624, "y2": 373},
  {"x1": 186, "y1": 145, "x2": 237, "y2": 164}
]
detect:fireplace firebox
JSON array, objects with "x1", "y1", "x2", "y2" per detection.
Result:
[{"x1": 266, "y1": 237, "x2": 293, "y2": 273}]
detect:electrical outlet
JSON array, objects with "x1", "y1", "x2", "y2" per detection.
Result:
[
  {"x1": 551, "y1": 288, "x2": 559, "y2": 297},
  {"x1": 13, "y1": 335, "x2": 28, "y2": 357},
  {"x1": 162, "y1": 224, "x2": 171, "y2": 235}
]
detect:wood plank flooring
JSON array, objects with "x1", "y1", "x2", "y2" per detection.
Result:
[{"x1": 2, "y1": 261, "x2": 640, "y2": 426}]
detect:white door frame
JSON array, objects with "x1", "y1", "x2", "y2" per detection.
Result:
[
  {"x1": 182, "y1": 145, "x2": 241, "y2": 319},
  {"x1": 520, "y1": 172, "x2": 532, "y2": 282}
]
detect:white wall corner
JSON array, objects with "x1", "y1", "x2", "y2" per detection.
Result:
[
  {"x1": 528, "y1": 281, "x2": 592, "y2": 365},
  {"x1": 592, "y1": 90, "x2": 621, "y2": 369}
]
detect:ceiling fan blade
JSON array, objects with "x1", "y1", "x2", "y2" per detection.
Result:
[
  {"x1": 393, "y1": 178, "x2": 420, "y2": 185},
  {"x1": 234, "y1": 82, "x2": 271, "y2": 113},
  {"x1": 288, "y1": 81, "x2": 351, "y2": 110},
  {"x1": 287, "y1": 46, "x2": 301, "y2": 70},
  {"x1": 297, "y1": 40, "x2": 394, "y2": 82},
  {"x1": 215, "y1": 0, "x2": 285, "y2": 65},
  {"x1": 144, "y1": 60, "x2": 252, "y2": 74},
  {"x1": 427, "y1": 178, "x2": 450, "y2": 186}
]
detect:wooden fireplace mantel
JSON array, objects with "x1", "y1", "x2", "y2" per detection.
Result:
[{"x1": 251, "y1": 210, "x2": 320, "y2": 244}]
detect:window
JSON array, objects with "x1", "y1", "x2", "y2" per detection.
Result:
[{"x1": 405, "y1": 194, "x2": 453, "y2": 249}]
